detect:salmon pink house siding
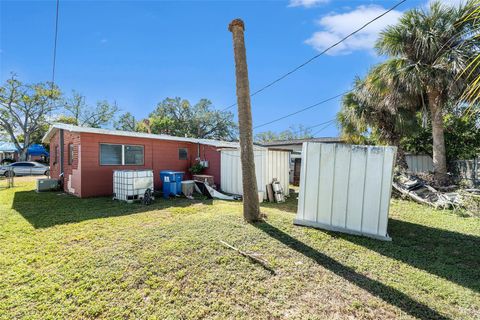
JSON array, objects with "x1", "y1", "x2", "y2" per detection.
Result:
[
  {"x1": 79, "y1": 133, "x2": 197, "y2": 197},
  {"x1": 49, "y1": 129, "x2": 82, "y2": 197},
  {"x1": 198, "y1": 144, "x2": 221, "y2": 186},
  {"x1": 43, "y1": 124, "x2": 232, "y2": 198}
]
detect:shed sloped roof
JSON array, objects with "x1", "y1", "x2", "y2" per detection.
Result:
[{"x1": 42, "y1": 123, "x2": 241, "y2": 148}]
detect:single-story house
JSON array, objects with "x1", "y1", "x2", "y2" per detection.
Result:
[
  {"x1": 0, "y1": 142, "x2": 19, "y2": 162},
  {"x1": 44, "y1": 123, "x2": 275, "y2": 198},
  {"x1": 260, "y1": 137, "x2": 344, "y2": 185},
  {"x1": 42, "y1": 123, "x2": 242, "y2": 197}
]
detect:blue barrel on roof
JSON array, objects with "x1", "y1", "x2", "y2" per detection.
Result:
[{"x1": 160, "y1": 171, "x2": 184, "y2": 198}]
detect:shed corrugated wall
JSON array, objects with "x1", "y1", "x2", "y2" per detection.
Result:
[
  {"x1": 295, "y1": 143, "x2": 396, "y2": 240},
  {"x1": 220, "y1": 149, "x2": 290, "y2": 198},
  {"x1": 405, "y1": 154, "x2": 433, "y2": 173},
  {"x1": 266, "y1": 150, "x2": 290, "y2": 194}
]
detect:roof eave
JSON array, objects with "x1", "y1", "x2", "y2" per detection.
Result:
[
  {"x1": 41, "y1": 123, "x2": 240, "y2": 148},
  {"x1": 41, "y1": 126, "x2": 57, "y2": 144}
]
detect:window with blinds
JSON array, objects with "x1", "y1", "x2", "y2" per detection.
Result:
[{"x1": 100, "y1": 144, "x2": 144, "y2": 166}]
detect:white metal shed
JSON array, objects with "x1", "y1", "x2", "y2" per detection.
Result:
[
  {"x1": 405, "y1": 154, "x2": 434, "y2": 173},
  {"x1": 295, "y1": 143, "x2": 396, "y2": 240},
  {"x1": 220, "y1": 147, "x2": 290, "y2": 199}
]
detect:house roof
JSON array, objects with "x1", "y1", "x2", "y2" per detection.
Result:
[
  {"x1": 0, "y1": 141, "x2": 18, "y2": 153},
  {"x1": 42, "y1": 123, "x2": 241, "y2": 148},
  {"x1": 260, "y1": 137, "x2": 344, "y2": 147}
]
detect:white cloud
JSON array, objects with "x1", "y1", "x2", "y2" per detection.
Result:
[
  {"x1": 289, "y1": 0, "x2": 330, "y2": 8},
  {"x1": 305, "y1": 5, "x2": 402, "y2": 55}
]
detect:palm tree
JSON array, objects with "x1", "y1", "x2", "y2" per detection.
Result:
[
  {"x1": 375, "y1": 1, "x2": 475, "y2": 184},
  {"x1": 229, "y1": 19, "x2": 260, "y2": 222},
  {"x1": 337, "y1": 75, "x2": 418, "y2": 168},
  {"x1": 459, "y1": 0, "x2": 480, "y2": 105}
]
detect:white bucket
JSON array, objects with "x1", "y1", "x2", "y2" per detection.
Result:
[
  {"x1": 181, "y1": 180, "x2": 195, "y2": 197},
  {"x1": 258, "y1": 191, "x2": 264, "y2": 203}
]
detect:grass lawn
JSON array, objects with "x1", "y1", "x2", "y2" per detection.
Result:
[{"x1": 1, "y1": 179, "x2": 479, "y2": 319}]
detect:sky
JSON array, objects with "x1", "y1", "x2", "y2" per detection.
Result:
[{"x1": 0, "y1": 0, "x2": 465, "y2": 137}]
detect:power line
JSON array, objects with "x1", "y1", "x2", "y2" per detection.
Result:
[
  {"x1": 51, "y1": 0, "x2": 60, "y2": 85},
  {"x1": 290, "y1": 119, "x2": 336, "y2": 135},
  {"x1": 253, "y1": 90, "x2": 350, "y2": 130},
  {"x1": 312, "y1": 121, "x2": 336, "y2": 137},
  {"x1": 222, "y1": 0, "x2": 407, "y2": 111}
]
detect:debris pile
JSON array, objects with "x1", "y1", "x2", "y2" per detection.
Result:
[{"x1": 393, "y1": 173, "x2": 479, "y2": 213}]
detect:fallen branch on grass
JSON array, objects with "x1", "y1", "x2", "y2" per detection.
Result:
[
  {"x1": 219, "y1": 240, "x2": 275, "y2": 275},
  {"x1": 392, "y1": 173, "x2": 462, "y2": 210}
]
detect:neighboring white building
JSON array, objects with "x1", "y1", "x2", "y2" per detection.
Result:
[
  {"x1": 260, "y1": 137, "x2": 344, "y2": 185},
  {"x1": 220, "y1": 147, "x2": 290, "y2": 199}
]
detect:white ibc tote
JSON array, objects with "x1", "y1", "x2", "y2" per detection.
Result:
[
  {"x1": 113, "y1": 170, "x2": 154, "y2": 202},
  {"x1": 295, "y1": 143, "x2": 396, "y2": 240}
]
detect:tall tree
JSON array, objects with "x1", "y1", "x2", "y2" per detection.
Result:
[
  {"x1": 229, "y1": 18, "x2": 260, "y2": 222},
  {"x1": 0, "y1": 76, "x2": 60, "y2": 160},
  {"x1": 114, "y1": 112, "x2": 137, "y2": 131},
  {"x1": 401, "y1": 103, "x2": 480, "y2": 162},
  {"x1": 62, "y1": 91, "x2": 119, "y2": 128},
  {"x1": 459, "y1": 0, "x2": 480, "y2": 105},
  {"x1": 148, "y1": 97, "x2": 237, "y2": 140},
  {"x1": 337, "y1": 76, "x2": 419, "y2": 168},
  {"x1": 375, "y1": 1, "x2": 475, "y2": 184},
  {"x1": 255, "y1": 125, "x2": 314, "y2": 143}
]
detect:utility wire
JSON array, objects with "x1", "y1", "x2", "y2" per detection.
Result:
[
  {"x1": 222, "y1": 0, "x2": 407, "y2": 111},
  {"x1": 312, "y1": 121, "x2": 336, "y2": 137},
  {"x1": 289, "y1": 119, "x2": 336, "y2": 135},
  {"x1": 253, "y1": 90, "x2": 350, "y2": 129},
  {"x1": 51, "y1": 0, "x2": 60, "y2": 85}
]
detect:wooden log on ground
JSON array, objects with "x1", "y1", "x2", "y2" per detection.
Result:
[{"x1": 219, "y1": 240, "x2": 275, "y2": 274}]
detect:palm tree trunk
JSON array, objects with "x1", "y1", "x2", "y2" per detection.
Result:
[
  {"x1": 395, "y1": 145, "x2": 409, "y2": 170},
  {"x1": 229, "y1": 19, "x2": 260, "y2": 222},
  {"x1": 382, "y1": 129, "x2": 408, "y2": 170},
  {"x1": 427, "y1": 88, "x2": 448, "y2": 185}
]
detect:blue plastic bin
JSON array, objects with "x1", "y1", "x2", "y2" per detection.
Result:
[
  {"x1": 160, "y1": 171, "x2": 175, "y2": 198},
  {"x1": 174, "y1": 172, "x2": 184, "y2": 194},
  {"x1": 160, "y1": 171, "x2": 184, "y2": 198}
]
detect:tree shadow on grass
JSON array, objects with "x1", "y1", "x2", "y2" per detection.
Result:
[
  {"x1": 332, "y1": 218, "x2": 480, "y2": 293},
  {"x1": 254, "y1": 221, "x2": 450, "y2": 320},
  {"x1": 12, "y1": 190, "x2": 213, "y2": 229}
]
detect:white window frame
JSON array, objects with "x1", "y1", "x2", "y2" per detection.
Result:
[
  {"x1": 123, "y1": 145, "x2": 144, "y2": 165},
  {"x1": 178, "y1": 148, "x2": 188, "y2": 160},
  {"x1": 100, "y1": 143, "x2": 144, "y2": 166}
]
